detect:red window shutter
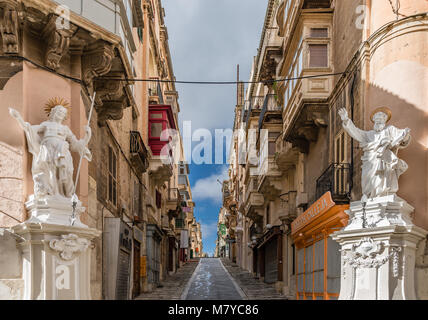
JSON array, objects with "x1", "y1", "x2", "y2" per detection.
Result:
[{"x1": 309, "y1": 44, "x2": 328, "y2": 68}]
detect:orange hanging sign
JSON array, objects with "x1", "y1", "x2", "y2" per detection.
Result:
[{"x1": 291, "y1": 191, "x2": 335, "y2": 236}]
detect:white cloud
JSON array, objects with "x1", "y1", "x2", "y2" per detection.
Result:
[
  {"x1": 163, "y1": 0, "x2": 267, "y2": 131},
  {"x1": 191, "y1": 166, "x2": 228, "y2": 204},
  {"x1": 201, "y1": 221, "x2": 218, "y2": 240}
]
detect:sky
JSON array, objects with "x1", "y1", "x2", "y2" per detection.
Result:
[{"x1": 163, "y1": 0, "x2": 267, "y2": 256}]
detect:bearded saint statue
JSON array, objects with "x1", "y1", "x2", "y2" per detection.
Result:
[
  {"x1": 338, "y1": 107, "x2": 411, "y2": 202},
  {"x1": 9, "y1": 98, "x2": 92, "y2": 200}
]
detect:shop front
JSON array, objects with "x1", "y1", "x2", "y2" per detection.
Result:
[
  {"x1": 146, "y1": 224, "x2": 164, "y2": 289},
  {"x1": 255, "y1": 226, "x2": 283, "y2": 284},
  {"x1": 179, "y1": 229, "x2": 189, "y2": 262},
  {"x1": 291, "y1": 192, "x2": 349, "y2": 300}
]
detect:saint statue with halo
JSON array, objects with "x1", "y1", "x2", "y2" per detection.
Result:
[
  {"x1": 338, "y1": 107, "x2": 411, "y2": 201},
  {"x1": 9, "y1": 98, "x2": 92, "y2": 200}
]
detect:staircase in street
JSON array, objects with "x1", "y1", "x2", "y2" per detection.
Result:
[
  {"x1": 135, "y1": 260, "x2": 199, "y2": 300},
  {"x1": 220, "y1": 258, "x2": 288, "y2": 300}
]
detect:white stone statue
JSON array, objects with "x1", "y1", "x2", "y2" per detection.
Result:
[
  {"x1": 9, "y1": 98, "x2": 92, "y2": 200},
  {"x1": 338, "y1": 107, "x2": 411, "y2": 201}
]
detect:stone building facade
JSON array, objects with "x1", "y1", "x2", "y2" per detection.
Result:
[
  {"x1": 0, "y1": 0, "x2": 202, "y2": 300},
  {"x1": 220, "y1": 0, "x2": 428, "y2": 300}
]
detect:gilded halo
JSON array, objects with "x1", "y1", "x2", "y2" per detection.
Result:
[
  {"x1": 370, "y1": 106, "x2": 392, "y2": 123},
  {"x1": 44, "y1": 97, "x2": 70, "y2": 118}
]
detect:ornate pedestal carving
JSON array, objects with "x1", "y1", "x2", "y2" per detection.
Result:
[
  {"x1": 332, "y1": 197, "x2": 428, "y2": 300},
  {"x1": 12, "y1": 222, "x2": 100, "y2": 300},
  {"x1": 343, "y1": 195, "x2": 414, "y2": 231}
]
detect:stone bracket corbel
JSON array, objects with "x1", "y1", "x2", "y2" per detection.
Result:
[
  {"x1": 42, "y1": 14, "x2": 77, "y2": 70},
  {"x1": 0, "y1": 0, "x2": 21, "y2": 54},
  {"x1": 82, "y1": 40, "x2": 115, "y2": 86}
]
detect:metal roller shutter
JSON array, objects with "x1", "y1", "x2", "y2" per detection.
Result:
[{"x1": 264, "y1": 239, "x2": 278, "y2": 284}]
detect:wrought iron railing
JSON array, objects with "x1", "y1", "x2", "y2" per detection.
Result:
[
  {"x1": 130, "y1": 131, "x2": 148, "y2": 170},
  {"x1": 316, "y1": 163, "x2": 351, "y2": 202}
]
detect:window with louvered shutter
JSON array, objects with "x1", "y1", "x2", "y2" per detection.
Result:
[
  {"x1": 310, "y1": 28, "x2": 328, "y2": 38},
  {"x1": 309, "y1": 44, "x2": 328, "y2": 68}
]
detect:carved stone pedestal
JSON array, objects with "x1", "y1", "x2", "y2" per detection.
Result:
[
  {"x1": 332, "y1": 197, "x2": 427, "y2": 300},
  {"x1": 25, "y1": 195, "x2": 87, "y2": 228},
  {"x1": 342, "y1": 195, "x2": 414, "y2": 230},
  {"x1": 11, "y1": 221, "x2": 100, "y2": 300}
]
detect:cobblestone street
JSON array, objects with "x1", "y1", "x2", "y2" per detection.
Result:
[
  {"x1": 135, "y1": 258, "x2": 287, "y2": 300},
  {"x1": 135, "y1": 261, "x2": 199, "y2": 300},
  {"x1": 185, "y1": 258, "x2": 245, "y2": 300}
]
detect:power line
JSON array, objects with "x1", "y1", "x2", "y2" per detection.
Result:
[
  {"x1": 99, "y1": 71, "x2": 348, "y2": 84},
  {"x1": 1, "y1": 54, "x2": 349, "y2": 86},
  {"x1": 1, "y1": 55, "x2": 83, "y2": 84}
]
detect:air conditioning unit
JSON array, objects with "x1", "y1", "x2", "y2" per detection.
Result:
[{"x1": 103, "y1": 218, "x2": 132, "y2": 300}]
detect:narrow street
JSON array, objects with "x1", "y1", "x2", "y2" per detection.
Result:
[
  {"x1": 184, "y1": 258, "x2": 245, "y2": 300},
  {"x1": 135, "y1": 258, "x2": 286, "y2": 300}
]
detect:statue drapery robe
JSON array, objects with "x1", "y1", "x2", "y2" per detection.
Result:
[
  {"x1": 342, "y1": 119, "x2": 410, "y2": 199},
  {"x1": 21, "y1": 120, "x2": 91, "y2": 198}
]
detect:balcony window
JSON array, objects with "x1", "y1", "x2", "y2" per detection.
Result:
[
  {"x1": 148, "y1": 105, "x2": 176, "y2": 155},
  {"x1": 150, "y1": 112, "x2": 163, "y2": 119},
  {"x1": 150, "y1": 122, "x2": 163, "y2": 138},
  {"x1": 268, "y1": 141, "x2": 276, "y2": 156},
  {"x1": 310, "y1": 28, "x2": 328, "y2": 38},
  {"x1": 309, "y1": 44, "x2": 328, "y2": 68},
  {"x1": 124, "y1": 0, "x2": 133, "y2": 28}
]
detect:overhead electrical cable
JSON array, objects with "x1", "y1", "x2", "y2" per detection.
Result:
[{"x1": 1, "y1": 54, "x2": 349, "y2": 86}]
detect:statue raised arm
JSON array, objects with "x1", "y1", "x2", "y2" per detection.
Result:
[
  {"x1": 338, "y1": 107, "x2": 367, "y2": 143},
  {"x1": 9, "y1": 107, "x2": 42, "y2": 156}
]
